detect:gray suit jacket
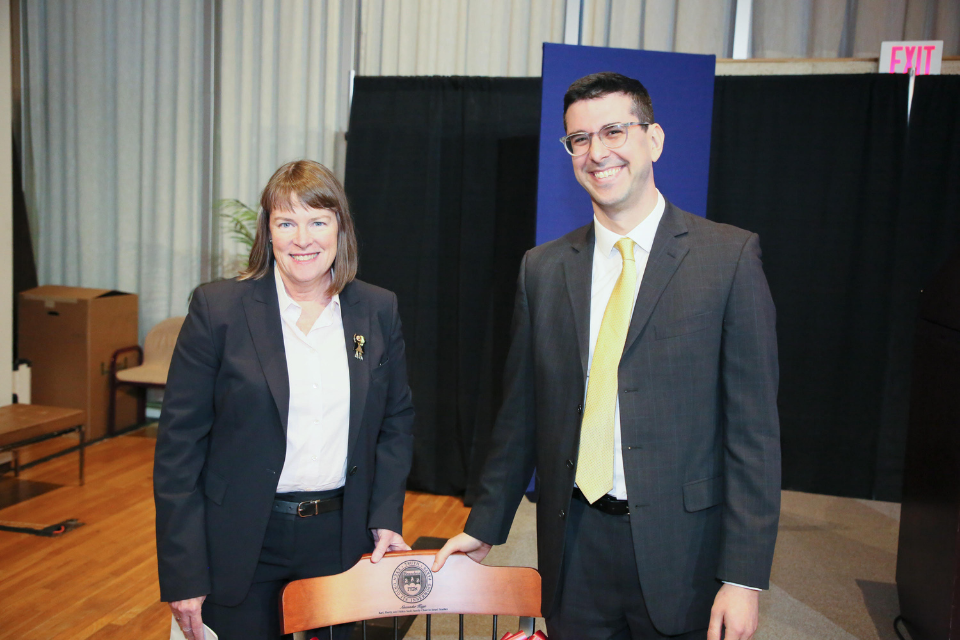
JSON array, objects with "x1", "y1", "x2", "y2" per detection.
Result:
[
  {"x1": 154, "y1": 272, "x2": 415, "y2": 605},
  {"x1": 464, "y1": 201, "x2": 781, "y2": 635}
]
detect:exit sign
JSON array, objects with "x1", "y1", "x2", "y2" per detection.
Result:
[{"x1": 879, "y1": 41, "x2": 943, "y2": 75}]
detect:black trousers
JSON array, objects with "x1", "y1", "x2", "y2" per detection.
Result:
[
  {"x1": 545, "y1": 496, "x2": 708, "y2": 640},
  {"x1": 202, "y1": 491, "x2": 357, "y2": 640}
]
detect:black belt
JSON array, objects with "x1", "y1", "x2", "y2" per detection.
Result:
[
  {"x1": 273, "y1": 489, "x2": 344, "y2": 518},
  {"x1": 573, "y1": 486, "x2": 630, "y2": 516}
]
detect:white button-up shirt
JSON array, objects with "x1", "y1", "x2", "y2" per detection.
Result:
[
  {"x1": 274, "y1": 267, "x2": 351, "y2": 493},
  {"x1": 584, "y1": 190, "x2": 665, "y2": 500}
]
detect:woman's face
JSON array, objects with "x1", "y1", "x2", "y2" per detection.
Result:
[{"x1": 270, "y1": 201, "x2": 339, "y2": 295}]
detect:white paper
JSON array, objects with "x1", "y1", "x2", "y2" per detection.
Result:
[{"x1": 169, "y1": 615, "x2": 218, "y2": 640}]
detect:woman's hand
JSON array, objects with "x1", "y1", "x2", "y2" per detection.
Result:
[
  {"x1": 170, "y1": 596, "x2": 206, "y2": 640},
  {"x1": 370, "y1": 528, "x2": 411, "y2": 563}
]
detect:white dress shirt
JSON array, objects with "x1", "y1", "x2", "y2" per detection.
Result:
[
  {"x1": 274, "y1": 267, "x2": 351, "y2": 493},
  {"x1": 583, "y1": 190, "x2": 665, "y2": 500}
]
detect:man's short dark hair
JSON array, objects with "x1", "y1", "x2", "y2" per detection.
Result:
[{"x1": 563, "y1": 72, "x2": 655, "y2": 130}]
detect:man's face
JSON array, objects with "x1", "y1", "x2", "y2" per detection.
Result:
[{"x1": 564, "y1": 92, "x2": 663, "y2": 215}]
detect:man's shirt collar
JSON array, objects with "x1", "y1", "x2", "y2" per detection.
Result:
[{"x1": 593, "y1": 189, "x2": 665, "y2": 258}]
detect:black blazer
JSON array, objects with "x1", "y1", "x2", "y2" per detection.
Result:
[
  {"x1": 154, "y1": 271, "x2": 414, "y2": 606},
  {"x1": 464, "y1": 202, "x2": 781, "y2": 635}
]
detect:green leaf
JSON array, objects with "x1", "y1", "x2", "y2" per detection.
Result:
[{"x1": 215, "y1": 198, "x2": 259, "y2": 249}]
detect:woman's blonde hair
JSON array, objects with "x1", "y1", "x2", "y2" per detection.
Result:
[{"x1": 239, "y1": 160, "x2": 358, "y2": 296}]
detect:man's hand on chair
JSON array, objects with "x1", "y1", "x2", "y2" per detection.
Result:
[
  {"x1": 708, "y1": 583, "x2": 760, "y2": 640},
  {"x1": 432, "y1": 532, "x2": 492, "y2": 572},
  {"x1": 370, "y1": 528, "x2": 411, "y2": 563}
]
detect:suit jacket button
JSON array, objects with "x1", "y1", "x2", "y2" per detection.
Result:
[
  {"x1": 559, "y1": 509, "x2": 566, "y2": 519},
  {"x1": 576, "y1": 404, "x2": 583, "y2": 415},
  {"x1": 566, "y1": 459, "x2": 574, "y2": 470},
  {"x1": 348, "y1": 465, "x2": 358, "y2": 476}
]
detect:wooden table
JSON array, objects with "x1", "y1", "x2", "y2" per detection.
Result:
[{"x1": 0, "y1": 405, "x2": 86, "y2": 485}]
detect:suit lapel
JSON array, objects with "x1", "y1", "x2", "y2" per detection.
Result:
[
  {"x1": 243, "y1": 272, "x2": 291, "y2": 432},
  {"x1": 623, "y1": 201, "x2": 690, "y2": 355},
  {"x1": 339, "y1": 282, "x2": 370, "y2": 463},
  {"x1": 562, "y1": 224, "x2": 595, "y2": 379}
]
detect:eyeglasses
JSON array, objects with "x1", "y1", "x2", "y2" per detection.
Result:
[{"x1": 559, "y1": 122, "x2": 650, "y2": 157}]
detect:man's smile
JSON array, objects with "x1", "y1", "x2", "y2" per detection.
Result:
[{"x1": 590, "y1": 166, "x2": 624, "y2": 182}]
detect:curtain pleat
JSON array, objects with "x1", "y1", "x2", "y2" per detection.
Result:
[
  {"x1": 580, "y1": 0, "x2": 737, "y2": 57},
  {"x1": 358, "y1": 0, "x2": 566, "y2": 77},
  {"x1": 752, "y1": 0, "x2": 960, "y2": 59}
]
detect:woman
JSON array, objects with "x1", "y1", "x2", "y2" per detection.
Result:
[{"x1": 154, "y1": 160, "x2": 415, "y2": 640}]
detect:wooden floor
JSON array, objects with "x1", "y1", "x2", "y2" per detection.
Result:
[{"x1": 0, "y1": 434, "x2": 471, "y2": 640}]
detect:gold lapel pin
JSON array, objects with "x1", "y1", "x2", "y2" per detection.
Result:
[{"x1": 353, "y1": 334, "x2": 365, "y2": 360}]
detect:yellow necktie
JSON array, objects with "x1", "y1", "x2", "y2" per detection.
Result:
[{"x1": 576, "y1": 237, "x2": 636, "y2": 503}]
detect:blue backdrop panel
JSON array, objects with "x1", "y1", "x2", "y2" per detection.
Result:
[{"x1": 537, "y1": 43, "x2": 716, "y2": 245}]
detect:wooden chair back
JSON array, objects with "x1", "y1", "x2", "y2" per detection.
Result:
[{"x1": 280, "y1": 550, "x2": 541, "y2": 636}]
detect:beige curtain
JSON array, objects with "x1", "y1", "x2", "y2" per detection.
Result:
[
  {"x1": 579, "y1": 0, "x2": 737, "y2": 57},
  {"x1": 21, "y1": 0, "x2": 205, "y2": 338},
  {"x1": 752, "y1": 0, "x2": 960, "y2": 58},
  {"x1": 358, "y1": 0, "x2": 566, "y2": 76},
  {"x1": 217, "y1": 0, "x2": 352, "y2": 275}
]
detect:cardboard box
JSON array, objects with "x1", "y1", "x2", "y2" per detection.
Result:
[{"x1": 18, "y1": 286, "x2": 139, "y2": 440}]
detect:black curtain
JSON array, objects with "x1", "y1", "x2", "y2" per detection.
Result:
[
  {"x1": 344, "y1": 77, "x2": 541, "y2": 499},
  {"x1": 346, "y1": 73, "x2": 960, "y2": 502},
  {"x1": 708, "y1": 74, "x2": 960, "y2": 500},
  {"x1": 872, "y1": 76, "x2": 960, "y2": 500}
]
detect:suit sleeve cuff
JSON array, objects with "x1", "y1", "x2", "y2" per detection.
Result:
[{"x1": 722, "y1": 581, "x2": 762, "y2": 591}]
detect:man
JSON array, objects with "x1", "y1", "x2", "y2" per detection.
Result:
[{"x1": 433, "y1": 73, "x2": 781, "y2": 640}]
